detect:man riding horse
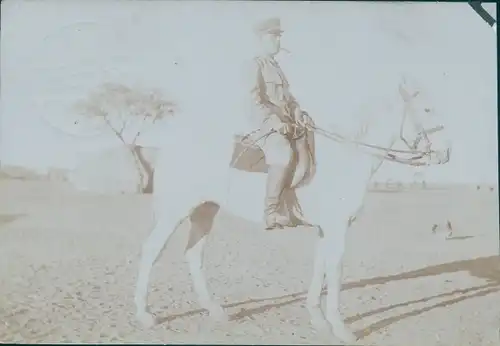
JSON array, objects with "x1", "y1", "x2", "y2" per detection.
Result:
[{"x1": 247, "y1": 18, "x2": 314, "y2": 230}]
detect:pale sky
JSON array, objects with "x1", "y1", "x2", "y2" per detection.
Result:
[{"x1": 0, "y1": 0, "x2": 497, "y2": 183}]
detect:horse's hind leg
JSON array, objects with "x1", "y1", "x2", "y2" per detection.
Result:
[
  {"x1": 134, "y1": 209, "x2": 187, "y2": 328},
  {"x1": 185, "y1": 201, "x2": 228, "y2": 321}
]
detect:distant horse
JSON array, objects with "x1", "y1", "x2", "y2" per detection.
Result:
[{"x1": 133, "y1": 75, "x2": 450, "y2": 343}]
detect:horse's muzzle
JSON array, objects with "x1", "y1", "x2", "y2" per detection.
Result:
[{"x1": 428, "y1": 146, "x2": 451, "y2": 165}]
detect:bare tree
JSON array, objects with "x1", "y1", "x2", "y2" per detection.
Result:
[{"x1": 72, "y1": 83, "x2": 176, "y2": 192}]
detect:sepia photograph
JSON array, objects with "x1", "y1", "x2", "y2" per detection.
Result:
[{"x1": 0, "y1": 1, "x2": 498, "y2": 344}]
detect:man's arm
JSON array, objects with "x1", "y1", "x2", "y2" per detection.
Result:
[
  {"x1": 287, "y1": 92, "x2": 314, "y2": 127},
  {"x1": 247, "y1": 59, "x2": 288, "y2": 124},
  {"x1": 281, "y1": 76, "x2": 311, "y2": 123},
  {"x1": 288, "y1": 94, "x2": 302, "y2": 120}
]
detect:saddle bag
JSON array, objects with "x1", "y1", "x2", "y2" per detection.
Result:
[{"x1": 229, "y1": 134, "x2": 269, "y2": 173}]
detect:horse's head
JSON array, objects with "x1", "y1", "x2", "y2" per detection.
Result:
[{"x1": 398, "y1": 75, "x2": 451, "y2": 166}]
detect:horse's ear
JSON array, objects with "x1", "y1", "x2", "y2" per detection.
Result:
[
  {"x1": 398, "y1": 83, "x2": 412, "y2": 103},
  {"x1": 399, "y1": 75, "x2": 424, "y2": 133},
  {"x1": 398, "y1": 75, "x2": 420, "y2": 103}
]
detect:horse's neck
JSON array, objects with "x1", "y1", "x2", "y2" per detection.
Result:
[
  {"x1": 327, "y1": 100, "x2": 400, "y2": 148},
  {"x1": 313, "y1": 96, "x2": 402, "y2": 186}
]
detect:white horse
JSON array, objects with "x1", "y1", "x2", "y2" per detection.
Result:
[{"x1": 133, "y1": 75, "x2": 450, "y2": 343}]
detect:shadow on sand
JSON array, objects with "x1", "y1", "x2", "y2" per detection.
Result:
[
  {"x1": 155, "y1": 255, "x2": 500, "y2": 339},
  {"x1": 0, "y1": 213, "x2": 26, "y2": 229},
  {"x1": 446, "y1": 235, "x2": 475, "y2": 241}
]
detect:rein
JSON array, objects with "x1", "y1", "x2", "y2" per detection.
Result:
[
  {"x1": 309, "y1": 123, "x2": 446, "y2": 166},
  {"x1": 232, "y1": 123, "x2": 447, "y2": 168}
]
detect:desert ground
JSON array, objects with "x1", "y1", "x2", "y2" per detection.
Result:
[{"x1": 0, "y1": 179, "x2": 499, "y2": 345}]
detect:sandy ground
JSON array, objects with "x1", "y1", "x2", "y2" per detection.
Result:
[{"x1": 0, "y1": 180, "x2": 499, "y2": 345}]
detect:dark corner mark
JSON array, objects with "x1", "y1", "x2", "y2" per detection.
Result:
[
  {"x1": 468, "y1": 1, "x2": 496, "y2": 27},
  {"x1": 467, "y1": 1, "x2": 499, "y2": 254}
]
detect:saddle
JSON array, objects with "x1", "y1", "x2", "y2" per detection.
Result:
[
  {"x1": 229, "y1": 131, "x2": 317, "y2": 228},
  {"x1": 229, "y1": 131, "x2": 317, "y2": 189}
]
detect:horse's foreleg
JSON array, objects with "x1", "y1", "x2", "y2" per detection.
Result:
[
  {"x1": 185, "y1": 202, "x2": 228, "y2": 321},
  {"x1": 307, "y1": 233, "x2": 328, "y2": 330},
  {"x1": 134, "y1": 211, "x2": 186, "y2": 328},
  {"x1": 323, "y1": 226, "x2": 357, "y2": 344}
]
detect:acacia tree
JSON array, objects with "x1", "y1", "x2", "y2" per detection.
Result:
[{"x1": 73, "y1": 83, "x2": 176, "y2": 192}]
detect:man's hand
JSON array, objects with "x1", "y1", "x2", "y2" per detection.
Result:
[
  {"x1": 278, "y1": 121, "x2": 306, "y2": 139},
  {"x1": 268, "y1": 112, "x2": 308, "y2": 139},
  {"x1": 277, "y1": 121, "x2": 294, "y2": 136},
  {"x1": 297, "y1": 110, "x2": 314, "y2": 129}
]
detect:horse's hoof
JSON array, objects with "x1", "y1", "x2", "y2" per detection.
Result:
[
  {"x1": 137, "y1": 312, "x2": 156, "y2": 328},
  {"x1": 311, "y1": 315, "x2": 330, "y2": 331},
  {"x1": 328, "y1": 316, "x2": 358, "y2": 344},
  {"x1": 332, "y1": 326, "x2": 358, "y2": 344},
  {"x1": 308, "y1": 305, "x2": 329, "y2": 331},
  {"x1": 209, "y1": 305, "x2": 229, "y2": 322},
  {"x1": 338, "y1": 329, "x2": 358, "y2": 344}
]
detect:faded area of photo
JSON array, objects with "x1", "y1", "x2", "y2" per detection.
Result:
[{"x1": 0, "y1": 1, "x2": 498, "y2": 345}]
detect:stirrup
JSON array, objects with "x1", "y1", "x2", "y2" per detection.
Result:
[
  {"x1": 264, "y1": 213, "x2": 289, "y2": 230},
  {"x1": 265, "y1": 223, "x2": 285, "y2": 231}
]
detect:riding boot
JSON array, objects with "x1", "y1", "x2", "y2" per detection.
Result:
[{"x1": 264, "y1": 164, "x2": 290, "y2": 230}]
